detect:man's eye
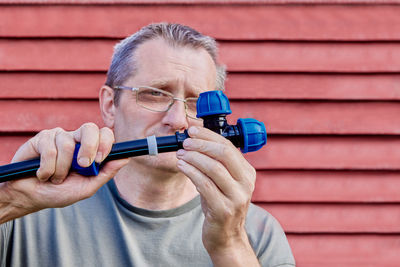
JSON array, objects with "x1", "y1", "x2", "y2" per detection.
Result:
[
  {"x1": 150, "y1": 91, "x2": 163, "y2": 96},
  {"x1": 140, "y1": 89, "x2": 164, "y2": 96}
]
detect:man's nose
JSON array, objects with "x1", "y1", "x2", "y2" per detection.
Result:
[{"x1": 161, "y1": 100, "x2": 189, "y2": 131}]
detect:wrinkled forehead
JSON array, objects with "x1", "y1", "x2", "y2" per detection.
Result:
[{"x1": 128, "y1": 38, "x2": 217, "y2": 95}]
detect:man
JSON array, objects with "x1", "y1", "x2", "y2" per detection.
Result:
[{"x1": 0, "y1": 23, "x2": 295, "y2": 266}]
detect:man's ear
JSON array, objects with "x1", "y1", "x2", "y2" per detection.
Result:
[{"x1": 99, "y1": 85, "x2": 116, "y2": 128}]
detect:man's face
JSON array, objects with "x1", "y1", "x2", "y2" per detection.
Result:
[{"x1": 112, "y1": 37, "x2": 217, "y2": 172}]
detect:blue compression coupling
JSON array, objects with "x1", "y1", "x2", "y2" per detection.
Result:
[
  {"x1": 196, "y1": 90, "x2": 267, "y2": 153},
  {"x1": 237, "y1": 118, "x2": 267, "y2": 153}
]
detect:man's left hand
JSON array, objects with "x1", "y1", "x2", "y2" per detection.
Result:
[{"x1": 176, "y1": 126, "x2": 260, "y2": 266}]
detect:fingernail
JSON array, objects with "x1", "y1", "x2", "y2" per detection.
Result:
[
  {"x1": 95, "y1": 152, "x2": 103, "y2": 163},
  {"x1": 183, "y1": 138, "x2": 192, "y2": 148},
  {"x1": 188, "y1": 126, "x2": 198, "y2": 136},
  {"x1": 78, "y1": 157, "x2": 90, "y2": 167},
  {"x1": 176, "y1": 149, "x2": 185, "y2": 157}
]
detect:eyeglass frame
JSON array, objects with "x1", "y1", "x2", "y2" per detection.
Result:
[{"x1": 113, "y1": 85, "x2": 201, "y2": 120}]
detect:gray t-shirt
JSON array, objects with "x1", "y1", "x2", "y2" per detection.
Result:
[{"x1": 1, "y1": 180, "x2": 295, "y2": 267}]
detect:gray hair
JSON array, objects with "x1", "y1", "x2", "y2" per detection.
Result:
[{"x1": 105, "y1": 23, "x2": 226, "y2": 105}]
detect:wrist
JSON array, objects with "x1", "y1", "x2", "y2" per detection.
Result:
[
  {"x1": 0, "y1": 182, "x2": 35, "y2": 224},
  {"x1": 0, "y1": 183, "x2": 17, "y2": 224},
  {"x1": 206, "y1": 231, "x2": 260, "y2": 267}
]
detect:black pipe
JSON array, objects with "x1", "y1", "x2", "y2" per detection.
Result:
[{"x1": 0, "y1": 132, "x2": 189, "y2": 183}]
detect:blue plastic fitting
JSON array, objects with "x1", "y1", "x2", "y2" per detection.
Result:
[
  {"x1": 71, "y1": 143, "x2": 100, "y2": 176},
  {"x1": 197, "y1": 90, "x2": 267, "y2": 153},
  {"x1": 237, "y1": 118, "x2": 267, "y2": 153},
  {"x1": 196, "y1": 90, "x2": 232, "y2": 117}
]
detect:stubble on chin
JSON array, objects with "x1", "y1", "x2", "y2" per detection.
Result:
[{"x1": 131, "y1": 152, "x2": 181, "y2": 174}]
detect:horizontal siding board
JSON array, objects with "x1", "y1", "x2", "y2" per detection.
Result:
[
  {"x1": 252, "y1": 170, "x2": 400, "y2": 202},
  {"x1": 2, "y1": 73, "x2": 400, "y2": 100},
  {"x1": 0, "y1": 72, "x2": 105, "y2": 99},
  {"x1": 1, "y1": 5, "x2": 400, "y2": 41},
  {"x1": 2, "y1": 40, "x2": 400, "y2": 72},
  {"x1": 2, "y1": 0, "x2": 400, "y2": 4},
  {"x1": 0, "y1": 39, "x2": 113, "y2": 71},
  {"x1": 1, "y1": 135, "x2": 399, "y2": 170},
  {"x1": 259, "y1": 203, "x2": 400, "y2": 233},
  {"x1": 244, "y1": 136, "x2": 400, "y2": 170},
  {"x1": 220, "y1": 42, "x2": 400, "y2": 72},
  {"x1": 288, "y1": 234, "x2": 400, "y2": 266},
  {"x1": 229, "y1": 101, "x2": 400, "y2": 135},
  {"x1": 225, "y1": 73, "x2": 400, "y2": 100},
  {"x1": 1, "y1": 100, "x2": 399, "y2": 135},
  {"x1": 0, "y1": 101, "x2": 103, "y2": 132}
]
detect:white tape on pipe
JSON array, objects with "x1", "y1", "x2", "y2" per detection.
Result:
[{"x1": 146, "y1": 135, "x2": 158, "y2": 155}]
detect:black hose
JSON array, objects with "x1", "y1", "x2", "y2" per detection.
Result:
[{"x1": 0, "y1": 132, "x2": 188, "y2": 183}]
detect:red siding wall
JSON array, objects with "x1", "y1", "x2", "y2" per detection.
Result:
[{"x1": 1, "y1": 2, "x2": 400, "y2": 266}]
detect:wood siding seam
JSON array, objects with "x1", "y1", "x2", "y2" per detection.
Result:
[{"x1": 1, "y1": 0, "x2": 400, "y2": 4}]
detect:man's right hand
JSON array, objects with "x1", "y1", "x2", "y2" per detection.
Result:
[{"x1": 0, "y1": 123, "x2": 129, "y2": 224}]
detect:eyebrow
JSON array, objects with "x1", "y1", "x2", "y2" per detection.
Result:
[
  {"x1": 147, "y1": 80, "x2": 202, "y2": 97},
  {"x1": 148, "y1": 80, "x2": 169, "y2": 88}
]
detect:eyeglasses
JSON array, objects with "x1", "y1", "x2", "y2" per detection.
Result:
[{"x1": 113, "y1": 85, "x2": 200, "y2": 120}]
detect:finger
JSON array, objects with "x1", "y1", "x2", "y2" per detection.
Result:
[
  {"x1": 176, "y1": 158, "x2": 227, "y2": 210},
  {"x1": 176, "y1": 149, "x2": 237, "y2": 197},
  {"x1": 177, "y1": 158, "x2": 252, "y2": 226},
  {"x1": 11, "y1": 137, "x2": 40, "y2": 163},
  {"x1": 187, "y1": 126, "x2": 233, "y2": 147},
  {"x1": 73, "y1": 123, "x2": 100, "y2": 167},
  {"x1": 35, "y1": 130, "x2": 58, "y2": 182},
  {"x1": 186, "y1": 126, "x2": 244, "y2": 167},
  {"x1": 94, "y1": 127, "x2": 115, "y2": 163},
  {"x1": 182, "y1": 136, "x2": 253, "y2": 183},
  {"x1": 51, "y1": 131, "x2": 75, "y2": 184}
]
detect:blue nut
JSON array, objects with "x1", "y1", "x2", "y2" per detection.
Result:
[
  {"x1": 196, "y1": 90, "x2": 232, "y2": 118},
  {"x1": 237, "y1": 118, "x2": 267, "y2": 153}
]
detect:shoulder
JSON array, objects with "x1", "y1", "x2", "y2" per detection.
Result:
[
  {"x1": 246, "y1": 203, "x2": 296, "y2": 267},
  {"x1": 246, "y1": 203, "x2": 283, "y2": 235}
]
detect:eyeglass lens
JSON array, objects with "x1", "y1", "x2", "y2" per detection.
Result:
[{"x1": 136, "y1": 87, "x2": 198, "y2": 118}]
